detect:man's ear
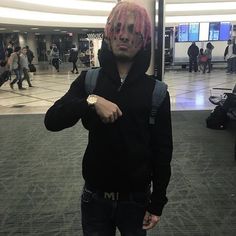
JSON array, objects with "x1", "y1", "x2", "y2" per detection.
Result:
[{"x1": 103, "y1": 38, "x2": 112, "y2": 51}]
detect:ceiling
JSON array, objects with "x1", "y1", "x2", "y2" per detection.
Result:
[{"x1": 0, "y1": 0, "x2": 236, "y2": 34}]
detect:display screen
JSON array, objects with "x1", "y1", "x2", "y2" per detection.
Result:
[
  {"x1": 199, "y1": 23, "x2": 209, "y2": 41},
  {"x1": 189, "y1": 23, "x2": 199, "y2": 41},
  {"x1": 219, "y1": 22, "x2": 231, "y2": 40},
  {"x1": 177, "y1": 22, "x2": 231, "y2": 42},
  {"x1": 178, "y1": 24, "x2": 189, "y2": 42},
  {"x1": 209, "y1": 22, "x2": 220, "y2": 40}
]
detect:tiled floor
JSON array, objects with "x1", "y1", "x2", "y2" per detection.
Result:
[{"x1": 0, "y1": 67, "x2": 235, "y2": 115}]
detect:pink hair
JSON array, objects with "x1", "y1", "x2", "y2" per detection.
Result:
[{"x1": 104, "y1": 1, "x2": 151, "y2": 48}]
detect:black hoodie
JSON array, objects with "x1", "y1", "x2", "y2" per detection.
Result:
[{"x1": 44, "y1": 40, "x2": 173, "y2": 216}]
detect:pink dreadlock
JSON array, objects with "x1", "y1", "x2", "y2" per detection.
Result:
[{"x1": 104, "y1": 1, "x2": 151, "y2": 49}]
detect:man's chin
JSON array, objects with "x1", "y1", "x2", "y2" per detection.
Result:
[{"x1": 115, "y1": 54, "x2": 133, "y2": 63}]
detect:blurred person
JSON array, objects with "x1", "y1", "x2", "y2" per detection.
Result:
[
  {"x1": 204, "y1": 42, "x2": 214, "y2": 73},
  {"x1": 45, "y1": 1, "x2": 173, "y2": 236},
  {"x1": 20, "y1": 47, "x2": 32, "y2": 87},
  {"x1": 187, "y1": 42, "x2": 199, "y2": 72},
  {"x1": 225, "y1": 39, "x2": 236, "y2": 74},
  {"x1": 5, "y1": 41, "x2": 14, "y2": 58},
  {"x1": 25, "y1": 45, "x2": 34, "y2": 64},
  {"x1": 198, "y1": 48, "x2": 208, "y2": 74},
  {"x1": 69, "y1": 44, "x2": 79, "y2": 74},
  {"x1": 8, "y1": 46, "x2": 25, "y2": 90},
  {"x1": 50, "y1": 45, "x2": 60, "y2": 72}
]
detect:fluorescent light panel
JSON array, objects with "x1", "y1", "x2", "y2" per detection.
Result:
[
  {"x1": 166, "y1": 2, "x2": 236, "y2": 12},
  {"x1": 0, "y1": 7, "x2": 107, "y2": 24},
  {"x1": 14, "y1": 0, "x2": 236, "y2": 12},
  {"x1": 14, "y1": 0, "x2": 115, "y2": 11}
]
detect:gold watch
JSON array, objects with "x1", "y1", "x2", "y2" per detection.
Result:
[{"x1": 87, "y1": 95, "x2": 97, "y2": 106}]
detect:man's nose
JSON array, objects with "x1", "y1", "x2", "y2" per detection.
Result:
[{"x1": 119, "y1": 30, "x2": 129, "y2": 42}]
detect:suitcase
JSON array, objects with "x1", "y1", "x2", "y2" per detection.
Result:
[
  {"x1": 28, "y1": 63, "x2": 36, "y2": 72},
  {"x1": 0, "y1": 70, "x2": 11, "y2": 87}
]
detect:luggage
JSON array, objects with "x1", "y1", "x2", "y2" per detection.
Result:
[
  {"x1": 0, "y1": 70, "x2": 11, "y2": 87},
  {"x1": 206, "y1": 105, "x2": 229, "y2": 130},
  {"x1": 28, "y1": 63, "x2": 36, "y2": 72}
]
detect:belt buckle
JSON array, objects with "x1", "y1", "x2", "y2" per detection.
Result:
[{"x1": 104, "y1": 192, "x2": 119, "y2": 201}]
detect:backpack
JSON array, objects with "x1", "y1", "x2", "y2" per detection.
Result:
[
  {"x1": 85, "y1": 68, "x2": 168, "y2": 125},
  {"x1": 28, "y1": 63, "x2": 36, "y2": 72},
  {"x1": 206, "y1": 105, "x2": 229, "y2": 130}
]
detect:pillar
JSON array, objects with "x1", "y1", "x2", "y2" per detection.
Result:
[
  {"x1": 155, "y1": 0, "x2": 165, "y2": 80},
  {"x1": 26, "y1": 32, "x2": 38, "y2": 64}
]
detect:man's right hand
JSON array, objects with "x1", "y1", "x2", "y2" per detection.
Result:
[{"x1": 94, "y1": 96, "x2": 122, "y2": 123}]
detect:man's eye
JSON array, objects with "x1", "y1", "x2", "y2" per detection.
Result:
[
  {"x1": 115, "y1": 23, "x2": 121, "y2": 33},
  {"x1": 127, "y1": 25, "x2": 134, "y2": 33}
]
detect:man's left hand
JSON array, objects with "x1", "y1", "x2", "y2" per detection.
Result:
[{"x1": 142, "y1": 211, "x2": 160, "y2": 230}]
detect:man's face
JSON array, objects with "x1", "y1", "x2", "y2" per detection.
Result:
[
  {"x1": 110, "y1": 13, "x2": 143, "y2": 62},
  {"x1": 22, "y1": 48, "x2": 27, "y2": 54}
]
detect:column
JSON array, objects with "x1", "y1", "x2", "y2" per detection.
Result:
[
  {"x1": 26, "y1": 32, "x2": 38, "y2": 64},
  {"x1": 155, "y1": 0, "x2": 165, "y2": 80}
]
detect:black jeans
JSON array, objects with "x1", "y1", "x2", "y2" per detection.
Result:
[
  {"x1": 72, "y1": 60, "x2": 78, "y2": 72},
  {"x1": 81, "y1": 185, "x2": 148, "y2": 236},
  {"x1": 189, "y1": 57, "x2": 198, "y2": 72},
  {"x1": 52, "y1": 58, "x2": 59, "y2": 71}
]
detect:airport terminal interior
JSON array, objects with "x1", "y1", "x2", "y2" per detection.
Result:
[{"x1": 0, "y1": 0, "x2": 236, "y2": 235}]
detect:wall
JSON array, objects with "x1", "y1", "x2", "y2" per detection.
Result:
[{"x1": 174, "y1": 41, "x2": 227, "y2": 64}]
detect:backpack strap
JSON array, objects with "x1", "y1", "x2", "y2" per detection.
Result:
[
  {"x1": 85, "y1": 67, "x2": 101, "y2": 94},
  {"x1": 149, "y1": 79, "x2": 168, "y2": 125}
]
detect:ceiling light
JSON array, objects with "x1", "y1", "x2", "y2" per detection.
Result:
[
  {"x1": 31, "y1": 27, "x2": 39, "y2": 30},
  {"x1": 53, "y1": 29, "x2": 60, "y2": 31},
  {"x1": 166, "y1": 2, "x2": 236, "y2": 12},
  {"x1": 14, "y1": 0, "x2": 115, "y2": 11},
  {"x1": 0, "y1": 7, "x2": 107, "y2": 25},
  {"x1": 0, "y1": 28, "x2": 6, "y2": 30},
  {"x1": 13, "y1": 30, "x2": 20, "y2": 32}
]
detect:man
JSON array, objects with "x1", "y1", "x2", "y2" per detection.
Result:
[
  {"x1": 225, "y1": 39, "x2": 236, "y2": 74},
  {"x1": 187, "y1": 41, "x2": 199, "y2": 72},
  {"x1": 20, "y1": 47, "x2": 33, "y2": 87},
  {"x1": 25, "y1": 45, "x2": 34, "y2": 65},
  {"x1": 50, "y1": 44, "x2": 60, "y2": 72},
  {"x1": 8, "y1": 46, "x2": 25, "y2": 90},
  {"x1": 69, "y1": 44, "x2": 79, "y2": 74},
  {"x1": 44, "y1": 1, "x2": 173, "y2": 235},
  {"x1": 5, "y1": 41, "x2": 14, "y2": 58}
]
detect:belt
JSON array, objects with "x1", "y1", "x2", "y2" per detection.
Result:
[{"x1": 84, "y1": 183, "x2": 150, "y2": 202}]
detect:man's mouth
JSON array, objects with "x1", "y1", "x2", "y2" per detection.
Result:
[{"x1": 118, "y1": 44, "x2": 129, "y2": 50}]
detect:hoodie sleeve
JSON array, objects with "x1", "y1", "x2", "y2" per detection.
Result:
[
  {"x1": 44, "y1": 71, "x2": 89, "y2": 131},
  {"x1": 147, "y1": 92, "x2": 173, "y2": 216}
]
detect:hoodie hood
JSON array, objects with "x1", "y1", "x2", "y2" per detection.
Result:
[{"x1": 98, "y1": 39, "x2": 151, "y2": 86}]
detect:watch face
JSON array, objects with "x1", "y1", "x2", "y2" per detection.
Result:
[{"x1": 87, "y1": 95, "x2": 97, "y2": 105}]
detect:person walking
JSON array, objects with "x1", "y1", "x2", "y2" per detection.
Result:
[
  {"x1": 44, "y1": 2, "x2": 173, "y2": 235},
  {"x1": 9, "y1": 46, "x2": 25, "y2": 90},
  {"x1": 50, "y1": 45, "x2": 60, "y2": 72},
  {"x1": 69, "y1": 44, "x2": 79, "y2": 74},
  {"x1": 25, "y1": 45, "x2": 34, "y2": 65},
  {"x1": 20, "y1": 47, "x2": 32, "y2": 87},
  {"x1": 187, "y1": 42, "x2": 199, "y2": 72}
]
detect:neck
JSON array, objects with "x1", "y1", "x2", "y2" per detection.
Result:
[{"x1": 116, "y1": 61, "x2": 133, "y2": 78}]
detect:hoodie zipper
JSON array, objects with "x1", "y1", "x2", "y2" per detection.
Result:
[{"x1": 117, "y1": 76, "x2": 126, "y2": 92}]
